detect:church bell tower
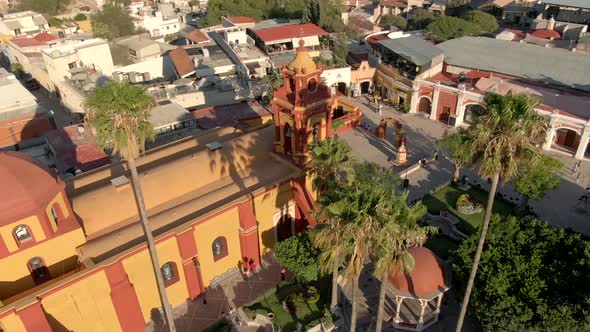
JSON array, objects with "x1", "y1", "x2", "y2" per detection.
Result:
[{"x1": 271, "y1": 40, "x2": 335, "y2": 166}]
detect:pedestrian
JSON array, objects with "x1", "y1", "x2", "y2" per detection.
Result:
[
  {"x1": 378, "y1": 103, "x2": 382, "y2": 116},
  {"x1": 249, "y1": 258, "x2": 258, "y2": 274},
  {"x1": 420, "y1": 158, "x2": 426, "y2": 167},
  {"x1": 433, "y1": 149, "x2": 439, "y2": 161},
  {"x1": 579, "y1": 193, "x2": 588, "y2": 204},
  {"x1": 280, "y1": 268, "x2": 286, "y2": 281},
  {"x1": 573, "y1": 160, "x2": 582, "y2": 174}
]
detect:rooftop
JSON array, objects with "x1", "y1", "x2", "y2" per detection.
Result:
[
  {"x1": 45, "y1": 124, "x2": 110, "y2": 173},
  {"x1": 186, "y1": 29, "x2": 209, "y2": 44},
  {"x1": 436, "y1": 37, "x2": 590, "y2": 93},
  {"x1": 541, "y1": 0, "x2": 590, "y2": 9},
  {"x1": 226, "y1": 16, "x2": 256, "y2": 24},
  {"x1": 169, "y1": 47, "x2": 196, "y2": 77},
  {"x1": 41, "y1": 38, "x2": 108, "y2": 58},
  {"x1": 150, "y1": 101, "x2": 194, "y2": 129},
  {"x1": 251, "y1": 18, "x2": 301, "y2": 31},
  {"x1": 253, "y1": 23, "x2": 329, "y2": 43},
  {"x1": 0, "y1": 69, "x2": 39, "y2": 114},
  {"x1": 379, "y1": 36, "x2": 444, "y2": 66},
  {"x1": 189, "y1": 101, "x2": 272, "y2": 129},
  {"x1": 73, "y1": 125, "x2": 300, "y2": 262},
  {"x1": 10, "y1": 33, "x2": 58, "y2": 48}
]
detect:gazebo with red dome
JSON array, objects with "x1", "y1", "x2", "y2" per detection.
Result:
[{"x1": 385, "y1": 247, "x2": 450, "y2": 331}]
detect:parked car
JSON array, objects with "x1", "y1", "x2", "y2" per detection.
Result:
[{"x1": 24, "y1": 78, "x2": 40, "y2": 90}]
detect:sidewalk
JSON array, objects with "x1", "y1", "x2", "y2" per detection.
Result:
[
  {"x1": 341, "y1": 96, "x2": 590, "y2": 235},
  {"x1": 147, "y1": 255, "x2": 285, "y2": 332}
]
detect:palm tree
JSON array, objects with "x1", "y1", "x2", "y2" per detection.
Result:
[
  {"x1": 308, "y1": 138, "x2": 353, "y2": 312},
  {"x1": 85, "y1": 81, "x2": 176, "y2": 332},
  {"x1": 455, "y1": 92, "x2": 548, "y2": 332},
  {"x1": 373, "y1": 193, "x2": 432, "y2": 332},
  {"x1": 437, "y1": 130, "x2": 476, "y2": 184}
]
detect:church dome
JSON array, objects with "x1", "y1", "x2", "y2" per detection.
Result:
[
  {"x1": 388, "y1": 247, "x2": 447, "y2": 299},
  {"x1": 0, "y1": 151, "x2": 63, "y2": 225},
  {"x1": 287, "y1": 39, "x2": 317, "y2": 74}
]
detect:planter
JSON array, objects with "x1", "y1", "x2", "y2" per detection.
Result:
[{"x1": 456, "y1": 194, "x2": 483, "y2": 215}]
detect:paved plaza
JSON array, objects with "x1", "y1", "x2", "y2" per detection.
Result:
[{"x1": 341, "y1": 96, "x2": 590, "y2": 235}]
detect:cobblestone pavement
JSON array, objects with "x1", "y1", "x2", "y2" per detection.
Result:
[
  {"x1": 147, "y1": 255, "x2": 286, "y2": 332},
  {"x1": 341, "y1": 96, "x2": 590, "y2": 235}
]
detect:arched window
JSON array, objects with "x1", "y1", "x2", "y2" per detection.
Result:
[
  {"x1": 160, "y1": 262, "x2": 179, "y2": 287},
  {"x1": 14, "y1": 225, "x2": 32, "y2": 245},
  {"x1": 212, "y1": 237, "x2": 228, "y2": 262},
  {"x1": 312, "y1": 122, "x2": 321, "y2": 142},
  {"x1": 307, "y1": 78, "x2": 317, "y2": 92},
  {"x1": 28, "y1": 257, "x2": 50, "y2": 285}
]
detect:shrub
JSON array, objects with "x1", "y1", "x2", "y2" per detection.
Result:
[
  {"x1": 74, "y1": 13, "x2": 87, "y2": 21},
  {"x1": 456, "y1": 194, "x2": 483, "y2": 214},
  {"x1": 48, "y1": 17, "x2": 63, "y2": 27}
]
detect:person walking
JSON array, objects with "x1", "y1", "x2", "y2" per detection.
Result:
[
  {"x1": 433, "y1": 149, "x2": 439, "y2": 161},
  {"x1": 573, "y1": 160, "x2": 582, "y2": 175}
]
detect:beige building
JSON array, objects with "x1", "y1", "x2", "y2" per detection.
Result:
[{"x1": 0, "y1": 11, "x2": 48, "y2": 39}]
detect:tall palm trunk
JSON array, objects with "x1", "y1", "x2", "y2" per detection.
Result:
[
  {"x1": 455, "y1": 172, "x2": 499, "y2": 332},
  {"x1": 128, "y1": 158, "x2": 176, "y2": 332},
  {"x1": 331, "y1": 246, "x2": 340, "y2": 312},
  {"x1": 350, "y1": 275, "x2": 359, "y2": 332},
  {"x1": 375, "y1": 271, "x2": 388, "y2": 332},
  {"x1": 452, "y1": 164, "x2": 462, "y2": 184}
]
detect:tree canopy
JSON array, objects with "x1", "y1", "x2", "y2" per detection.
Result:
[
  {"x1": 453, "y1": 215, "x2": 590, "y2": 331},
  {"x1": 15, "y1": 0, "x2": 71, "y2": 15},
  {"x1": 426, "y1": 16, "x2": 477, "y2": 42},
  {"x1": 515, "y1": 155, "x2": 562, "y2": 203},
  {"x1": 465, "y1": 10, "x2": 499, "y2": 35},
  {"x1": 408, "y1": 8, "x2": 438, "y2": 30},
  {"x1": 91, "y1": 3, "x2": 137, "y2": 40},
  {"x1": 379, "y1": 14, "x2": 407, "y2": 30},
  {"x1": 275, "y1": 232, "x2": 320, "y2": 282}
]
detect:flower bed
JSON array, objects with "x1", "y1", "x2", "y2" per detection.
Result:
[{"x1": 456, "y1": 194, "x2": 483, "y2": 215}]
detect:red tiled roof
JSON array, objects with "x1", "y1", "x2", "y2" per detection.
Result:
[
  {"x1": 186, "y1": 30, "x2": 209, "y2": 43},
  {"x1": 254, "y1": 23, "x2": 329, "y2": 43},
  {"x1": 45, "y1": 125, "x2": 110, "y2": 173},
  {"x1": 169, "y1": 48, "x2": 195, "y2": 78},
  {"x1": 503, "y1": 28, "x2": 526, "y2": 41},
  {"x1": 531, "y1": 29, "x2": 561, "y2": 40},
  {"x1": 10, "y1": 38, "x2": 45, "y2": 47},
  {"x1": 388, "y1": 247, "x2": 447, "y2": 298},
  {"x1": 381, "y1": 0, "x2": 407, "y2": 8},
  {"x1": 34, "y1": 32, "x2": 58, "y2": 42},
  {"x1": 226, "y1": 16, "x2": 256, "y2": 24}
]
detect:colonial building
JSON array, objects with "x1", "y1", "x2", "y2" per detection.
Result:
[{"x1": 0, "y1": 42, "x2": 361, "y2": 332}]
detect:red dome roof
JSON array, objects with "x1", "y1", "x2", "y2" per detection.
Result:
[
  {"x1": 0, "y1": 151, "x2": 63, "y2": 225},
  {"x1": 531, "y1": 29, "x2": 561, "y2": 40},
  {"x1": 388, "y1": 247, "x2": 447, "y2": 298}
]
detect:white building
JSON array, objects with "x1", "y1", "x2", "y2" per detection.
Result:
[
  {"x1": 41, "y1": 38, "x2": 115, "y2": 84},
  {"x1": 131, "y1": 3, "x2": 184, "y2": 39},
  {"x1": 0, "y1": 11, "x2": 49, "y2": 38}
]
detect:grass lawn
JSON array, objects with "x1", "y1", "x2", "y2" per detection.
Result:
[
  {"x1": 422, "y1": 184, "x2": 515, "y2": 235},
  {"x1": 243, "y1": 277, "x2": 332, "y2": 331}
]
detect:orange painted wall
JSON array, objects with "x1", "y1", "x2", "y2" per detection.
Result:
[
  {"x1": 0, "y1": 311, "x2": 26, "y2": 332},
  {"x1": 253, "y1": 183, "x2": 294, "y2": 256}
]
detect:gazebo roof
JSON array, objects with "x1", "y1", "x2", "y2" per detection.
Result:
[{"x1": 388, "y1": 247, "x2": 449, "y2": 300}]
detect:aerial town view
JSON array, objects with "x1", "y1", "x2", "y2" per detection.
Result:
[{"x1": 0, "y1": 0, "x2": 589, "y2": 331}]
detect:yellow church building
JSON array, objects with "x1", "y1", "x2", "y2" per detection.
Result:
[{"x1": 0, "y1": 42, "x2": 361, "y2": 332}]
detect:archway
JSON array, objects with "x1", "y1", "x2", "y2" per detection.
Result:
[
  {"x1": 283, "y1": 123, "x2": 292, "y2": 155},
  {"x1": 360, "y1": 81, "x2": 370, "y2": 94},
  {"x1": 553, "y1": 128, "x2": 581, "y2": 153},
  {"x1": 276, "y1": 214, "x2": 293, "y2": 242},
  {"x1": 337, "y1": 82, "x2": 347, "y2": 95},
  {"x1": 418, "y1": 97, "x2": 431, "y2": 114},
  {"x1": 463, "y1": 104, "x2": 485, "y2": 124}
]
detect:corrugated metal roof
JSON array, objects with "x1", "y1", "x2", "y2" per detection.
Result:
[
  {"x1": 436, "y1": 37, "x2": 590, "y2": 92},
  {"x1": 379, "y1": 37, "x2": 443, "y2": 66},
  {"x1": 541, "y1": 0, "x2": 590, "y2": 10}
]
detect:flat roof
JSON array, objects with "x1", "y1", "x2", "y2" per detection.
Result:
[
  {"x1": 41, "y1": 38, "x2": 107, "y2": 58},
  {"x1": 251, "y1": 18, "x2": 301, "y2": 31},
  {"x1": 253, "y1": 23, "x2": 329, "y2": 43},
  {"x1": 436, "y1": 37, "x2": 590, "y2": 92},
  {"x1": 379, "y1": 36, "x2": 443, "y2": 66},
  {"x1": 541, "y1": 0, "x2": 590, "y2": 9},
  {"x1": 0, "y1": 72, "x2": 38, "y2": 113},
  {"x1": 73, "y1": 125, "x2": 300, "y2": 262},
  {"x1": 150, "y1": 101, "x2": 193, "y2": 129}
]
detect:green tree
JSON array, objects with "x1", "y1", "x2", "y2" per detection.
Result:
[
  {"x1": 85, "y1": 81, "x2": 177, "y2": 332},
  {"x1": 309, "y1": 137, "x2": 353, "y2": 311},
  {"x1": 465, "y1": 10, "x2": 499, "y2": 35},
  {"x1": 275, "y1": 232, "x2": 319, "y2": 282},
  {"x1": 514, "y1": 155, "x2": 562, "y2": 207},
  {"x1": 330, "y1": 32, "x2": 349, "y2": 63},
  {"x1": 379, "y1": 14, "x2": 407, "y2": 30},
  {"x1": 408, "y1": 8, "x2": 437, "y2": 30},
  {"x1": 455, "y1": 92, "x2": 549, "y2": 332},
  {"x1": 261, "y1": 70, "x2": 284, "y2": 104},
  {"x1": 427, "y1": 16, "x2": 477, "y2": 42},
  {"x1": 16, "y1": 0, "x2": 71, "y2": 15},
  {"x1": 48, "y1": 17, "x2": 63, "y2": 27},
  {"x1": 91, "y1": 3, "x2": 136, "y2": 40},
  {"x1": 302, "y1": 0, "x2": 320, "y2": 24},
  {"x1": 453, "y1": 215, "x2": 590, "y2": 331},
  {"x1": 437, "y1": 130, "x2": 476, "y2": 183},
  {"x1": 74, "y1": 13, "x2": 88, "y2": 21}
]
